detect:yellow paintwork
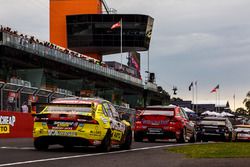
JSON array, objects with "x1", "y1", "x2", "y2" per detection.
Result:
[{"x1": 33, "y1": 102, "x2": 131, "y2": 144}]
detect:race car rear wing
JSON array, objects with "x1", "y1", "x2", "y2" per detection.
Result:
[{"x1": 31, "y1": 103, "x2": 92, "y2": 115}]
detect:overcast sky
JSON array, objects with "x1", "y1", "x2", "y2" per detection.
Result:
[{"x1": 1, "y1": 0, "x2": 250, "y2": 110}]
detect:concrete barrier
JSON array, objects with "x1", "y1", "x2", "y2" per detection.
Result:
[{"x1": 0, "y1": 111, "x2": 33, "y2": 138}]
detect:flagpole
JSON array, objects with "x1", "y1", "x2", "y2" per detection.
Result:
[
  {"x1": 218, "y1": 88, "x2": 220, "y2": 113},
  {"x1": 120, "y1": 18, "x2": 123, "y2": 69},
  {"x1": 233, "y1": 94, "x2": 235, "y2": 112},
  {"x1": 195, "y1": 81, "x2": 198, "y2": 113},
  {"x1": 192, "y1": 86, "x2": 194, "y2": 111},
  {"x1": 215, "y1": 91, "x2": 217, "y2": 112}
]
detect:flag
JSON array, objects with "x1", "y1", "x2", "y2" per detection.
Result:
[
  {"x1": 111, "y1": 21, "x2": 121, "y2": 29},
  {"x1": 210, "y1": 84, "x2": 219, "y2": 93},
  {"x1": 189, "y1": 82, "x2": 193, "y2": 91}
]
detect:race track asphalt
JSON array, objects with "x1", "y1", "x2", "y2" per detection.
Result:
[{"x1": 0, "y1": 138, "x2": 249, "y2": 167}]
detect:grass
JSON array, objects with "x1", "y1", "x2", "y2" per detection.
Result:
[{"x1": 167, "y1": 142, "x2": 250, "y2": 158}]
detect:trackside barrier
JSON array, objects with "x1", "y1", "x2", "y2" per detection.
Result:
[{"x1": 0, "y1": 111, "x2": 33, "y2": 138}]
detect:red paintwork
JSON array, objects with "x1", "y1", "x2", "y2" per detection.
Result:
[
  {"x1": 134, "y1": 106, "x2": 186, "y2": 135},
  {"x1": 0, "y1": 111, "x2": 34, "y2": 138}
]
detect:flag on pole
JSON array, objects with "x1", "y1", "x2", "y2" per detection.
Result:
[
  {"x1": 210, "y1": 84, "x2": 219, "y2": 93},
  {"x1": 111, "y1": 21, "x2": 121, "y2": 29},
  {"x1": 189, "y1": 82, "x2": 193, "y2": 91}
]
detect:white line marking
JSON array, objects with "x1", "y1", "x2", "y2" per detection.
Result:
[
  {"x1": 0, "y1": 143, "x2": 191, "y2": 167},
  {"x1": 0, "y1": 147, "x2": 34, "y2": 150}
]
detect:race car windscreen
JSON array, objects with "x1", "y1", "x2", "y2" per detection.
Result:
[
  {"x1": 199, "y1": 120, "x2": 226, "y2": 126},
  {"x1": 143, "y1": 110, "x2": 174, "y2": 116}
]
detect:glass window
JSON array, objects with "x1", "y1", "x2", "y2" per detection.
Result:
[
  {"x1": 199, "y1": 120, "x2": 226, "y2": 126},
  {"x1": 103, "y1": 102, "x2": 113, "y2": 118},
  {"x1": 108, "y1": 103, "x2": 120, "y2": 120},
  {"x1": 66, "y1": 14, "x2": 152, "y2": 54},
  {"x1": 102, "y1": 106, "x2": 108, "y2": 117}
]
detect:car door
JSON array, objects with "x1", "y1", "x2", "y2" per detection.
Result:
[
  {"x1": 102, "y1": 102, "x2": 124, "y2": 141},
  {"x1": 180, "y1": 108, "x2": 194, "y2": 138},
  {"x1": 100, "y1": 103, "x2": 111, "y2": 129}
]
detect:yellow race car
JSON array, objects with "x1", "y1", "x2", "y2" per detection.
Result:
[{"x1": 33, "y1": 97, "x2": 132, "y2": 151}]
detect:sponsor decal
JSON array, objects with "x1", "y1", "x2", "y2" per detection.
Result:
[
  {"x1": 0, "y1": 125, "x2": 10, "y2": 134},
  {"x1": 53, "y1": 121, "x2": 75, "y2": 127},
  {"x1": 48, "y1": 130, "x2": 77, "y2": 136},
  {"x1": 111, "y1": 119, "x2": 126, "y2": 132},
  {"x1": 90, "y1": 127, "x2": 101, "y2": 136},
  {"x1": 0, "y1": 115, "x2": 16, "y2": 127},
  {"x1": 52, "y1": 127, "x2": 73, "y2": 130},
  {"x1": 112, "y1": 130, "x2": 122, "y2": 140},
  {"x1": 0, "y1": 115, "x2": 15, "y2": 134}
]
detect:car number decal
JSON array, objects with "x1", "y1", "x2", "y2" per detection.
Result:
[{"x1": 112, "y1": 130, "x2": 122, "y2": 140}]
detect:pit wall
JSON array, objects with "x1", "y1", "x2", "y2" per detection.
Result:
[{"x1": 0, "y1": 111, "x2": 33, "y2": 138}]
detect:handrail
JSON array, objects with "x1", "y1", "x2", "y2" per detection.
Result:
[{"x1": 0, "y1": 32, "x2": 144, "y2": 88}]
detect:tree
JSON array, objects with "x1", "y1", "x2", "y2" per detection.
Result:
[
  {"x1": 243, "y1": 91, "x2": 250, "y2": 113},
  {"x1": 243, "y1": 91, "x2": 250, "y2": 115},
  {"x1": 240, "y1": 91, "x2": 250, "y2": 115},
  {"x1": 235, "y1": 107, "x2": 249, "y2": 116}
]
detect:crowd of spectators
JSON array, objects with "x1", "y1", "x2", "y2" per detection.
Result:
[{"x1": 0, "y1": 25, "x2": 142, "y2": 80}]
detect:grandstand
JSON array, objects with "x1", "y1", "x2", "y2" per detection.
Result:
[{"x1": 0, "y1": 27, "x2": 170, "y2": 111}]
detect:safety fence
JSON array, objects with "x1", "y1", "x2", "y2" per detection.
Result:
[{"x1": 0, "y1": 81, "x2": 74, "y2": 112}]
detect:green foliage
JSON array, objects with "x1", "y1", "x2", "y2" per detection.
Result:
[
  {"x1": 241, "y1": 91, "x2": 250, "y2": 115},
  {"x1": 167, "y1": 143, "x2": 250, "y2": 158},
  {"x1": 236, "y1": 107, "x2": 249, "y2": 116},
  {"x1": 171, "y1": 97, "x2": 183, "y2": 101}
]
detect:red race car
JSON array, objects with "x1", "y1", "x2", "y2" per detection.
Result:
[{"x1": 134, "y1": 105, "x2": 196, "y2": 143}]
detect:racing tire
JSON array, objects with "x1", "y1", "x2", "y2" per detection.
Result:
[
  {"x1": 189, "y1": 130, "x2": 197, "y2": 143},
  {"x1": 196, "y1": 134, "x2": 202, "y2": 142},
  {"x1": 120, "y1": 129, "x2": 132, "y2": 150},
  {"x1": 62, "y1": 144, "x2": 74, "y2": 150},
  {"x1": 134, "y1": 132, "x2": 143, "y2": 142},
  {"x1": 227, "y1": 133, "x2": 232, "y2": 142},
  {"x1": 234, "y1": 134, "x2": 238, "y2": 142},
  {"x1": 176, "y1": 129, "x2": 186, "y2": 143},
  {"x1": 99, "y1": 130, "x2": 112, "y2": 152},
  {"x1": 34, "y1": 139, "x2": 49, "y2": 151},
  {"x1": 202, "y1": 136, "x2": 208, "y2": 142}
]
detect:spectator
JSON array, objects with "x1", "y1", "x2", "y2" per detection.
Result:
[{"x1": 21, "y1": 101, "x2": 29, "y2": 113}]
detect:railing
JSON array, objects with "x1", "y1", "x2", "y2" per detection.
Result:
[
  {"x1": 144, "y1": 82, "x2": 158, "y2": 92},
  {"x1": 0, "y1": 81, "x2": 74, "y2": 112},
  {"x1": 0, "y1": 32, "x2": 143, "y2": 88}
]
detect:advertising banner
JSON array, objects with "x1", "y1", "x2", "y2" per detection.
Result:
[{"x1": 0, "y1": 112, "x2": 33, "y2": 138}]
